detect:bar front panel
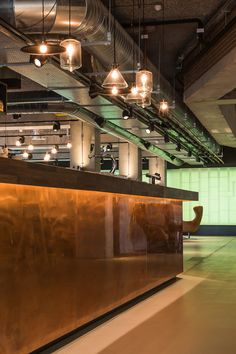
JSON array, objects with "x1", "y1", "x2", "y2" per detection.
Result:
[{"x1": 0, "y1": 183, "x2": 183, "y2": 353}]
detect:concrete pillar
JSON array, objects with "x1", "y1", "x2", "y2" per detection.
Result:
[
  {"x1": 70, "y1": 121, "x2": 100, "y2": 171},
  {"x1": 88, "y1": 128, "x2": 101, "y2": 172},
  {"x1": 119, "y1": 142, "x2": 142, "y2": 180},
  {"x1": 149, "y1": 157, "x2": 166, "y2": 186}
]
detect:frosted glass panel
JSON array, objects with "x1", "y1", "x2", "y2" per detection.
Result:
[{"x1": 167, "y1": 167, "x2": 236, "y2": 225}]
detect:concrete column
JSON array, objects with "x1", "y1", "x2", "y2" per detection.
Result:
[
  {"x1": 119, "y1": 142, "x2": 142, "y2": 180},
  {"x1": 149, "y1": 157, "x2": 166, "y2": 186},
  {"x1": 88, "y1": 128, "x2": 101, "y2": 172},
  {"x1": 70, "y1": 121, "x2": 99, "y2": 171}
]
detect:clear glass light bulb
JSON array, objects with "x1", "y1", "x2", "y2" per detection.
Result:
[
  {"x1": 51, "y1": 147, "x2": 58, "y2": 154},
  {"x1": 67, "y1": 43, "x2": 74, "y2": 57},
  {"x1": 23, "y1": 151, "x2": 29, "y2": 159},
  {"x1": 39, "y1": 43, "x2": 48, "y2": 54},
  {"x1": 28, "y1": 144, "x2": 34, "y2": 151},
  {"x1": 131, "y1": 86, "x2": 138, "y2": 94},
  {"x1": 111, "y1": 86, "x2": 119, "y2": 95},
  {"x1": 160, "y1": 100, "x2": 168, "y2": 112},
  {"x1": 141, "y1": 73, "x2": 148, "y2": 85},
  {"x1": 111, "y1": 69, "x2": 119, "y2": 80},
  {"x1": 16, "y1": 140, "x2": 21, "y2": 147},
  {"x1": 44, "y1": 152, "x2": 50, "y2": 161},
  {"x1": 67, "y1": 142, "x2": 72, "y2": 149},
  {"x1": 146, "y1": 128, "x2": 151, "y2": 134}
]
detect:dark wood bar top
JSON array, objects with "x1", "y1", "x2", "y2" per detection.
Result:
[{"x1": 0, "y1": 158, "x2": 198, "y2": 201}]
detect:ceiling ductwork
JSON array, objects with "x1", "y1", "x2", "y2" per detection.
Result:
[{"x1": 0, "y1": 0, "x2": 222, "y2": 164}]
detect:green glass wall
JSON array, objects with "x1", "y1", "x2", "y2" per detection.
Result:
[{"x1": 167, "y1": 167, "x2": 236, "y2": 225}]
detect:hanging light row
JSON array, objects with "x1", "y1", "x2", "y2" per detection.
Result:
[
  {"x1": 21, "y1": 0, "x2": 82, "y2": 73},
  {"x1": 101, "y1": 65, "x2": 154, "y2": 108}
]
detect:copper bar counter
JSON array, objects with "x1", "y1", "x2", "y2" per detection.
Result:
[{"x1": 0, "y1": 158, "x2": 198, "y2": 354}]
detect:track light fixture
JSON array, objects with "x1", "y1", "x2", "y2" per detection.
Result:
[
  {"x1": 51, "y1": 145, "x2": 59, "y2": 154},
  {"x1": 187, "y1": 150, "x2": 192, "y2": 157},
  {"x1": 30, "y1": 55, "x2": 48, "y2": 68},
  {"x1": 122, "y1": 108, "x2": 133, "y2": 120},
  {"x1": 12, "y1": 114, "x2": 21, "y2": 120},
  {"x1": 15, "y1": 136, "x2": 25, "y2": 147},
  {"x1": 106, "y1": 143, "x2": 113, "y2": 152},
  {"x1": 22, "y1": 151, "x2": 29, "y2": 159},
  {"x1": 145, "y1": 122, "x2": 154, "y2": 134},
  {"x1": 176, "y1": 142, "x2": 181, "y2": 152},
  {"x1": 28, "y1": 143, "x2": 34, "y2": 151},
  {"x1": 44, "y1": 152, "x2": 51, "y2": 161},
  {"x1": 196, "y1": 156, "x2": 201, "y2": 163},
  {"x1": 164, "y1": 133, "x2": 170, "y2": 143},
  {"x1": 53, "y1": 121, "x2": 61, "y2": 132}
]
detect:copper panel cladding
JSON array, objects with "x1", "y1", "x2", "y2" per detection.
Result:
[{"x1": 0, "y1": 183, "x2": 183, "y2": 354}]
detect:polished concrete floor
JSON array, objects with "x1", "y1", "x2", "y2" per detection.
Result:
[{"x1": 55, "y1": 237, "x2": 236, "y2": 354}]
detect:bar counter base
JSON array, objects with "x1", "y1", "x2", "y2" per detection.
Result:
[
  {"x1": 0, "y1": 159, "x2": 196, "y2": 353},
  {"x1": 31, "y1": 277, "x2": 179, "y2": 354}
]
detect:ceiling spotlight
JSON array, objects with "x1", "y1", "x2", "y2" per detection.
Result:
[
  {"x1": 145, "y1": 122, "x2": 154, "y2": 134},
  {"x1": 187, "y1": 150, "x2": 192, "y2": 157},
  {"x1": 51, "y1": 145, "x2": 59, "y2": 154},
  {"x1": 159, "y1": 99, "x2": 169, "y2": 114},
  {"x1": 164, "y1": 133, "x2": 170, "y2": 143},
  {"x1": 196, "y1": 156, "x2": 201, "y2": 163},
  {"x1": 53, "y1": 121, "x2": 61, "y2": 132},
  {"x1": 30, "y1": 55, "x2": 48, "y2": 68},
  {"x1": 67, "y1": 141, "x2": 72, "y2": 149},
  {"x1": 106, "y1": 143, "x2": 113, "y2": 152},
  {"x1": 15, "y1": 136, "x2": 25, "y2": 147},
  {"x1": 22, "y1": 151, "x2": 29, "y2": 159},
  {"x1": 122, "y1": 108, "x2": 132, "y2": 120},
  {"x1": 13, "y1": 114, "x2": 21, "y2": 120},
  {"x1": 28, "y1": 144, "x2": 34, "y2": 151},
  {"x1": 44, "y1": 152, "x2": 51, "y2": 161},
  {"x1": 176, "y1": 142, "x2": 181, "y2": 152}
]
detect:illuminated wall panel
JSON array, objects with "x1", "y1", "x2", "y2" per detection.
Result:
[{"x1": 167, "y1": 167, "x2": 236, "y2": 225}]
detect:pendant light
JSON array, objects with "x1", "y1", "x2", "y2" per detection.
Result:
[
  {"x1": 159, "y1": 99, "x2": 169, "y2": 114},
  {"x1": 125, "y1": 0, "x2": 143, "y2": 104},
  {"x1": 60, "y1": 0, "x2": 82, "y2": 72},
  {"x1": 102, "y1": 0, "x2": 128, "y2": 94},
  {"x1": 136, "y1": 0, "x2": 153, "y2": 99},
  {"x1": 21, "y1": 0, "x2": 65, "y2": 56},
  {"x1": 158, "y1": 0, "x2": 169, "y2": 113}
]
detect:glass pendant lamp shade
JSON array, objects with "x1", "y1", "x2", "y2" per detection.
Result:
[
  {"x1": 102, "y1": 65, "x2": 128, "y2": 89},
  {"x1": 136, "y1": 69, "x2": 153, "y2": 94},
  {"x1": 125, "y1": 85, "x2": 143, "y2": 104},
  {"x1": 60, "y1": 38, "x2": 82, "y2": 72}
]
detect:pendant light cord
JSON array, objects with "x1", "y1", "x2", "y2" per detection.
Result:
[
  {"x1": 142, "y1": 0, "x2": 147, "y2": 69},
  {"x1": 113, "y1": 0, "x2": 117, "y2": 65},
  {"x1": 42, "y1": 0, "x2": 45, "y2": 42},
  {"x1": 69, "y1": 0, "x2": 71, "y2": 37},
  {"x1": 138, "y1": 0, "x2": 141, "y2": 67},
  {"x1": 132, "y1": 0, "x2": 135, "y2": 82}
]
